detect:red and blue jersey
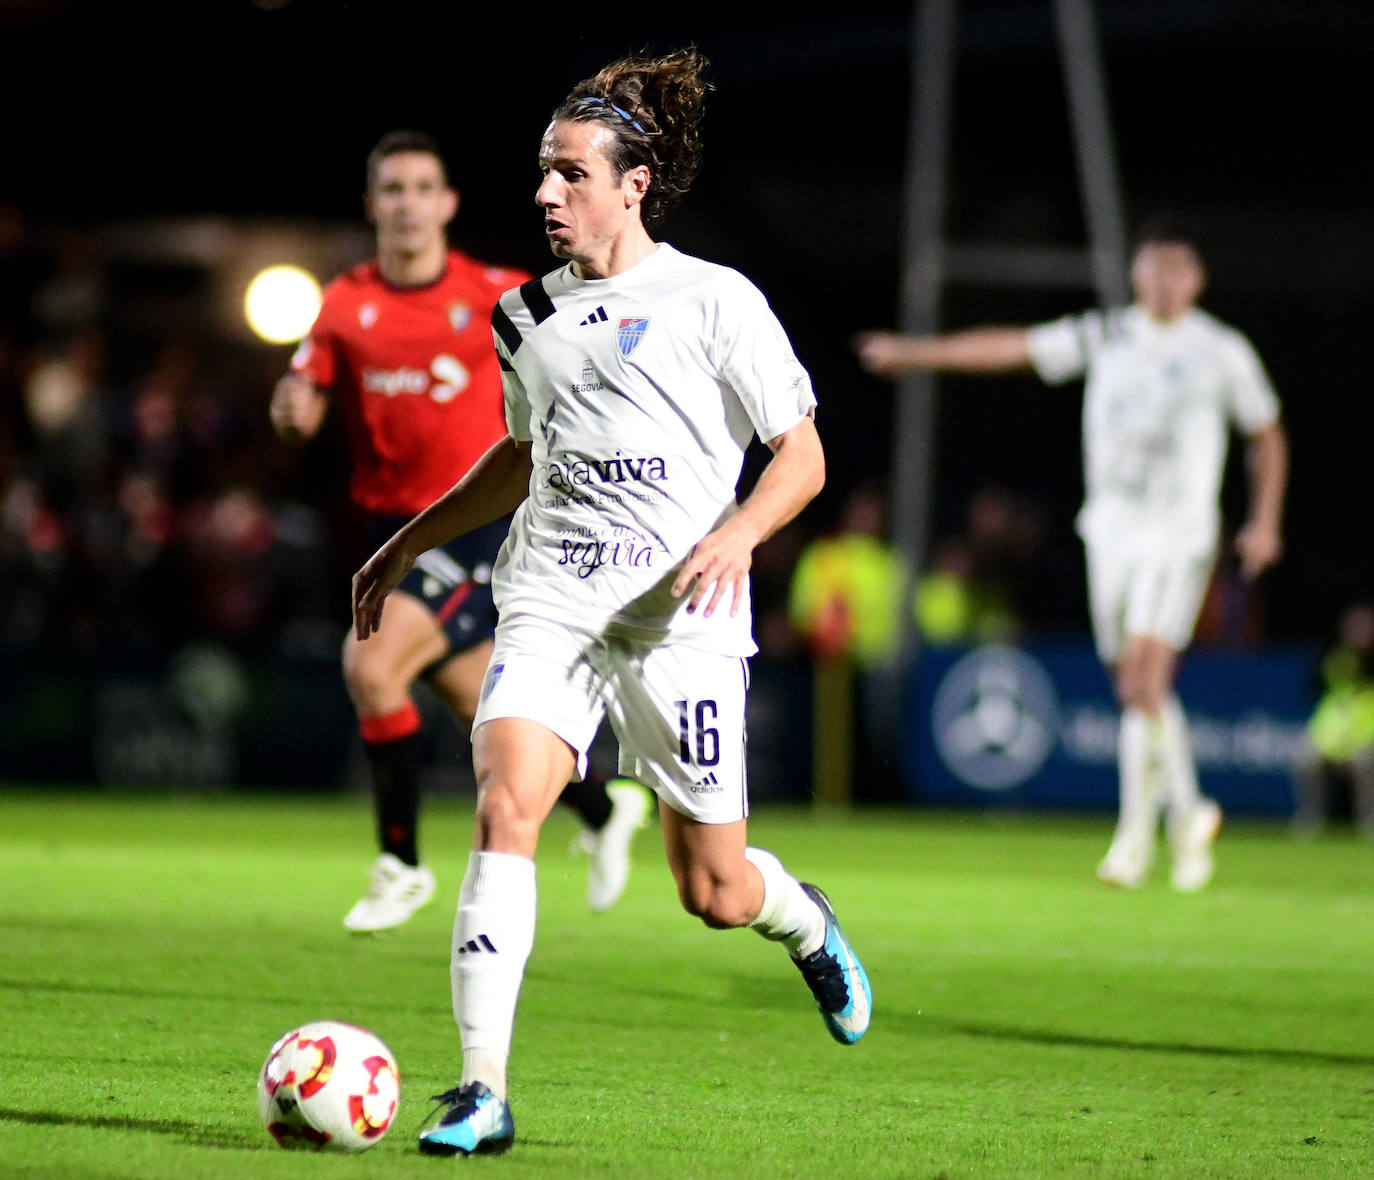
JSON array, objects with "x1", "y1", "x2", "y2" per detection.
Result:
[{"x1": 291, "y1": 250, "x2": 529, "y2": 516}]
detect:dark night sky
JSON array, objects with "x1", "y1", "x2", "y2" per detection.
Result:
[{"x1": 3, "y1": 0, "x2": 1370, "y2": 643}]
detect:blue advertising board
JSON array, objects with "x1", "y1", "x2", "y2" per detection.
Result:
[
  {"x1": 904, "y1": 640, "x2": 1317, "y2": 816},
  {"x1": 0, "y1": 644, "x2": 359, "y2": 790}
]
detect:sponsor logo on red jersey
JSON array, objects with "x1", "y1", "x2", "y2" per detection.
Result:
[{"x1": 360, "y1": 355, "x2": 471, "y2": 403}]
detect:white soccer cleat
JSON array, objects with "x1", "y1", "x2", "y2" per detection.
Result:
[
  {"x1": 1170, "y1": 799, "x2": 1222, "y2": 892},
  {"x1": 343, "y1": 853, "x2": 436, "y2": 932},
  {"x1": 1096, "y1": 836, "x2": 1151, "y2": 889},
  {"x1": 576, "y1": 781, "x2": 650, "y2": 912},
  {"x1": 1096, "y1": 854, "x2": 1148, "y2": 889}
]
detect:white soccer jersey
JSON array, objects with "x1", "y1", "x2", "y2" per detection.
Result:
[
  {"x1": 1026, "y1": 305, "x2": 1280, "y2": 552},
  {"x1": 488, "y1": 243, "x2": 816, "y2": 656}
]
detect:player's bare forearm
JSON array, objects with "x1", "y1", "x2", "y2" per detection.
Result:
[
  {"x1": 736, "y1": 414, "x2": 826, "y2": 547},
  {"x1": 353, "y1": 436, "x2": 531, "y2": 639},
  {"x1": 1236, "y1": 420, "x2": 1288, "y2": 578},
  {"x1": 270, "y1": 375, "x2": 329, "y2": 443},
  {"x1": 852, "y1": 327, "x2": 1033, "y2": 377},
  {"x1": 671, "y1": 414, "x2": 825, "y2": 617},
  {"x1": 393, "y1": 435, "x2": 530, "y2": 559},
  {"x1": 1247, "y1": 420, "x2": 1288, "y2": 530}
]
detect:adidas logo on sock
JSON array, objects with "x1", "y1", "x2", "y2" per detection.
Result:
[
  {"x1": 455, "y1": 934, "x2": 499, "y2": 955},
  {"x1": 579, "y1": 306, "x2": 608, "y2": 325}
]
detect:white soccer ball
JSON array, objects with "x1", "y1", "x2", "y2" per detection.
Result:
[{"x1": 257, "y1": 1020, "x2": 400, "y2": 1152}]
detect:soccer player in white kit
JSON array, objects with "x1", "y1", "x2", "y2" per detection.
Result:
[
  {"x1": 352, "y1": 48, "x2": 872, "y2": 1156},
  {"x1": 854, "y1": 219, "x2": 1288, "y2": 892}
]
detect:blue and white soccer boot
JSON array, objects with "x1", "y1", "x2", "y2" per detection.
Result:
[
  {"x1": 792, "y1": 883, "x2": 872, "y2": 1045},
  {"x1": 417, "y1": 1081, "x2": 515, "y2": 1156}
]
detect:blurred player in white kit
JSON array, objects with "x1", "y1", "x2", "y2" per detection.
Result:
[{"x1": 855, "y1": 218, "x2": 1288, "y2": 891}]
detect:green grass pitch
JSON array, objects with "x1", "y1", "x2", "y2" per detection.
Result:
[{"x1": 1, "y1": 786, "x2": 1371, "y2": 1178}]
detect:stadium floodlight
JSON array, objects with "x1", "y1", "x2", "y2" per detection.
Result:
[{"x1": 244, "y1": 264, "x2": 322, "y2": 344}]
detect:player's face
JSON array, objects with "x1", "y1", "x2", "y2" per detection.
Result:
[
  {"x1": 1131, "y1": 242, "x2": 1205, "y2": 322},
  {"x1": 536, "y1": 120, "x2": 648, "y2": 274},
  {"x1": 366, "y1": 152, "x2": 457, "y2": 258}
]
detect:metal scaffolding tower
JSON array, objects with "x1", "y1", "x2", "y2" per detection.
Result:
[{"x1": 888, "y1": 0, "x2": 1130, "y2": 607}]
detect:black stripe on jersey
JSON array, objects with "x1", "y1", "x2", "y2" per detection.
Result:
[
  {"x1": 498, "y1": 354, "x2": 514, "y2": 372},
  {"x1": 492, "y1": 303, "x2": 521, "y2": 357},
  {"x1": 520, "y1": 277, "x2": 556, "y2": 325}
]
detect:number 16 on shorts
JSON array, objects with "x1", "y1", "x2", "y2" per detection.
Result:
[
  {"x1": 611, "y1": 644, "x2": 747, "y2": 822},
  {"x1": 676, "y1": 699, "x2": 720, "y2": 768},
  {"x1": 669, "y1": 693, "x2": 744, "y2": 817}
]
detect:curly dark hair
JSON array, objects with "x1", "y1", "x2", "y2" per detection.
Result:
[{"x1": 552, "y1": 48, "x2": 711, "y2": 229}]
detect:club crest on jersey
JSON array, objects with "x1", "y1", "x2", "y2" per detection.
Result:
[
  {"x1": 616, "y1": 317, "x2": 650, "y2": 357},
  {"x1": 449, "y1": 303, "x2": 472, "y2": 332},
  {"x1": 359, "y1": 302, "x2": 379, "y2": 329}
]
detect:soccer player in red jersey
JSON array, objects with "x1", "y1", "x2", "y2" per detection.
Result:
[{"x1": 271, "y1": 131, "x2": 647, "y2": 931}]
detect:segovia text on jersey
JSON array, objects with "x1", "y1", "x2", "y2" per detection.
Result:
[{"x1": 558, "y1": 536, "x2": 656, "y2": 579}]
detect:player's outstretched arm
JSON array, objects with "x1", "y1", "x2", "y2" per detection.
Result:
[
  {"x1": 1235, "y1": 419, "x2": 1288, "y2": 580},
  {"x1": 269, "y1": 374, "x2": 330, "y2": 443},
  {"x1": 852, "y1": 327, "x2": 1034, "y2": 378},
  {"x1": 671, "y1": 414, "x2": 825, "y2": 619},
  {"x1": 353, "y1": 436, "x2": 533, "y2": 639}
]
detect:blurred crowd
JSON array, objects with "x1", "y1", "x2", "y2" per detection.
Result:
[
  {"x1": 778, "y1": 482, "x2": 1061, "y2": 666},
  {"x1": 5, "y1": 208, "x2": 1361, "y2": 822},
  {"x1": 2, "y1": 207, "x2": 1067, "y2": 675},
  {"x1": 1, "y1": 204, "x2": 1277, "y2": 673},
  {"x1": 0, "y1": 206, "x2": 347, "y2": 661}
]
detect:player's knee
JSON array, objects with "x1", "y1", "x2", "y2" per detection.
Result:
[
  {"x1": 1138, "y1": 686, "x2": 1167, "y2": 716},
  {"x1": 1120, "y1": 685, "x2": 1160, "y2": 715},
  {"x1": 472, "y1": 778, "x2": 541, "y2": 855},
  {"x1": 343, "y1": 645, "x2": 406, "y2": 708},
  {"x1": 1115, "y1": 667, "x2": 1163, "y2": 715},
  {"x1": 342, "y1": 646, "x2": 392, "y2": 708}
]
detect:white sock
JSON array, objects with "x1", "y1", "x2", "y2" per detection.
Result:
[
  {"x1": 744, "y1": 847, "x2": 825, "y2": 958},
  {"x1": 1159, "y1": 695, "x2": 1202, "y2": 833},
  {"x1": 452, "y1": 851, "x2": 536, "y2": 1103},
  {"x1": 1113, "y1": 708, "x2": 1161, "y2": 855}
]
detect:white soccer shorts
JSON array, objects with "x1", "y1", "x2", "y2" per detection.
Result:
[
  {"x1": 472, "y1": 612, "x2": 750, "y2": 823},
  {"x1": 1083, "y1": 538, "x2": 1216, "y2": 663}
]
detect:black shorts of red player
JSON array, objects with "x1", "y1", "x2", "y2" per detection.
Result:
[{"x1": 364, "y1": 514, "x2": 508, "y2": 672}]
